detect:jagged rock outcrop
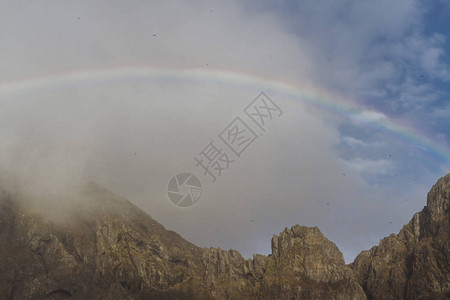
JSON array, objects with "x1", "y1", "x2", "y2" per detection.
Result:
[
  {"x1": 0, "y1": 174, "x2": 449, "y2": 299},
  {"x1": 351, "y1": 173, "x2": 450, "y2": 299},
  {"x1": 200, "y1": 226, "x2": 366, "y2": 299},
  {"x1": 256, "y1": 226, "x2": 365, "y2": 299}
]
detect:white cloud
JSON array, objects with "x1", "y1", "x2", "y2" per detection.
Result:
[
  {"x1": 432, "y1": 103, "x2": 450, "y2": 118},
  {"x1": 343, "y1": 158, "x2": 394, "y2": 175},
  {"x1": 342, "y1": 136, "x2": 369, "y2": 147},
  {"x1": 421, "y1": 47, "x2": 448, "y2": 77},
  {"x1": 349, "y1": 109, "x2": 388, "y2": 127},
  {"x1": 341, "y1": 136, "x2": 386, "y2": 148},
  {"x1": 386, "y1": 77, "x2": 442, "y2": 110}
]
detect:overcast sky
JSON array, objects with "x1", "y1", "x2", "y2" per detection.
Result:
[{"x1": 1, "y1": 0, "x2": 449, "y2": 262}]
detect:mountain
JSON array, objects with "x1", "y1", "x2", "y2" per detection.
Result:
[
  {"x1": 0, "y1": 174, "x2": 449, "y2": 299},
  {"x1": 351, "y1": 173, "x2": 450, "y2": 299}
]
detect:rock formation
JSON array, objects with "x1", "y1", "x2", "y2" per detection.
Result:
[
  {"x1": 0, "y1": 174, "x2": 449, "y2": 299},
  {"x1": 351, "y1": 173, "x2": 450, "y2": 299}
]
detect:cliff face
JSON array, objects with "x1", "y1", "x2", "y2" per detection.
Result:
[
  {"x1": 351, "y1": 173, "x2": 450, "y2": 299},
  {"x1": 0, "y1": 174, "x2": 449, "y2": 299}
]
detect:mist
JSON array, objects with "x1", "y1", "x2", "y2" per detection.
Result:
[{"x1": 1, "y1": 0, "x2": 449, "y2": 263}]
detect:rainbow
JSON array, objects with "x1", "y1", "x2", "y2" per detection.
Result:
[{"x1": 0, "y1": 66, "x2": 449, "y2": 168}]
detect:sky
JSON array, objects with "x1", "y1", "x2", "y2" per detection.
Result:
[{"x1": 0, "y1": 0, "x2": 449, "y2": 262}]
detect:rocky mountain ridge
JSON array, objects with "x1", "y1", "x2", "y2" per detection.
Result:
[
  {"x1": 351, "y1": 173, "x2": 450, "y2": 299},
  {"x1": 0, "y1": 174, "x2": 449, "y2": 299}
]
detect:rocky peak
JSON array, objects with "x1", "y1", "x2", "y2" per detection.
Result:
[
  {"x1": 424, "y1": 173, "x2": 450, "y2": 235},
  {"x1": 427, "y1": 173, "x2": 450, "y2": 214},
  {"x1": 351, "y1": 173, "x2": 450, "y2": 299},
  {"x1": 271, "y1": 225, "x2": 346, "y2": 280},
  {"x1": 272, "y1": 226, "x2": 342, "y2": 258}
]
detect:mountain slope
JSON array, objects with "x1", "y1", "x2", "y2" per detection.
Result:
[
  {"x1": 1, "y1": 174, "x2": 449, "y2": 299},
  {"x1": 351, "y1": 173, "x2": 450, "y2": 299},
  {"x1": 0, "y1": 183, "x2": 209, "y2": 299}
]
